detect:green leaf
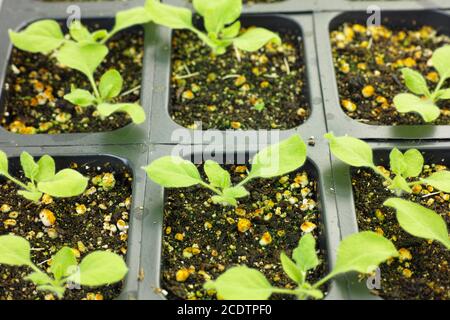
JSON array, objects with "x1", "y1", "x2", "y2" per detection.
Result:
[
  {"x1": 250, "y1": 135, "x2": 306, "y2": 178},
  {"x1": 421, "y1": 171, "x2": 450, "y2": 193},
  {"x1": 193, "y1": 0, "x2": 241, "y2": 34},
  {"x1": 97, "y1": 103, "x2": 145, "y2": 124},
  {"x1": 436, "y1": 88, "x2": 450, "y2": 100},
  {"x1": 389, "y1": 148, "x2": 407, "y2": 176},
  {"x1": 393, "y1": 93, "x2": 441, "y2": 122},
  {"x1": 9, "y1": 20, "x2": 64, "y2": 53},
  {"x1": 111, "y1": 7, "x2": 152, "y2": 35},
  {"x1": 292, "y1": 233, "x2": 319, "y2": 273},
  {"x1": 330, "y1": 231, "x2": 398, "y2": 276},
  {"x1": 221, "y1": 21, "x2": 241, "y2": 39},
  {"x1": 0, "y1": 235, "x2": 32, "y2": 266},
  {"x1": 56, "y1": 42, "x2": 108, "y2": 79},
  {"x1": 204, "y1": 160, "x2": 231, "y2": 189},
  {"x1": 223, "y1": 186, "x2": 249, "y2": 199},
  {"x1": 143, "y1": 156, "x2": 202, "y2": 187},
  {"x1": 324, "y1": 132, "x2": 374, "y2": 168},
  {"x1": 69, "y1": 21, "x2": 94, "y2": 43},
  {"x1": 403, "y1": 149, "x2": 424, "y2": 178},
  {"x1": 35, "y1": 155, "x2": 55, "y2": 182},
  {"x1": 233, "y1": 28, "x2": 281, "y2": 52},
  {"x1": 99, "y1": 70, "x2": 123, "y2": 100},
  {"x1": 92, "y1": 30, "x2": 108, "y2": 42},
  {"x1": 145, "y1": 0, "x2": 193, "y2": 29},
  {"x1": 431, "y1": 45, "x2": 450, "y2": 80},
  {"x1": 400, "y1": 68, "x2": 430, "y2": 97},
  {"x1": 0, "y1": 150, "x2": 8, "y2": 175},
  {"x1": 384, "y1": 198, "x2": 450, "y2": 249},
  {"x1": 37, "y1": 169, "x2": 88, "y2": 198},
  {"x1": 389, "y1": 175, "x2": 412, "y2": 194},
  {"x1": 280, "y1": 252, "x2": 302, "y2": 284},
  {"x1": 51, "y1": 247, "x2": 78, "y2": 280},
  {"x1": 204, "y1": 266, "x2": 273, "y2": 300},
  {"x1": 64, "y1": 89, "x2": 96, "y2": 107},
  {"x1": 25, "y1": 272, "x2": 53, "y2": 286},
  {"x1": 69, "y1": 251, "x2": 128, "y2": 286},
  {"x1": 20, "y1": 152, "x2": 39, "y2": 181},
  {"x1": 211, "y1": 195, "x2": 237, "y2": 207},
  {"x1": 18, "y1": 190, "x2": 43, "y2": 202}
]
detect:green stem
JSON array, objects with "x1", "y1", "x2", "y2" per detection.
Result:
[
  {"x1": 4, "y1": 173, "x2": 31, "y2": 191},
  {"x1": 312, "y1": 273, "x2": 334, "y2": 289},
  {"x1": 100, "y1": 31, "x2": 115, "y2": 45},
  {"x1": 432, "y1": 77, "x2": 447, "y2": 101},
  {"x1": 199, "y1": 181, "x2": 222, "y2": 196},
  {"x1": 371, "y1": 166, "x2": 394, "y2": 185},
  {"x1": 88, "y1": 75, "x2": 101, "y2": 100},
  {"x1": 236, "y1": 175, "x2": 253, "y2": 188}
]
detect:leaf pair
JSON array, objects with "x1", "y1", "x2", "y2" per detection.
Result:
[
  {"x1": 204, "y1": 231, "x2": 398, "y2": 300},
  {"x1": 394, "y1": 45, "x2": 450, "y2": 122},
  {"x1": 145, "y1": 0, "x2": 281, "y2": 54},
  {"x1": 0, "y1": 150, "x2": 88, "y2": 202},
  {"x1": 0, "y1": 235, "x2": 128, "y2": 298},
  {"x1": 325, "y1": 132, "x2": 450, "y2": 249},
  {"x1": 143, "y1": 135, "x2": 307, "y2": 206}
]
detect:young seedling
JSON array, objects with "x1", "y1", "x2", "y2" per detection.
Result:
[
  {"x1": 0, "y1": 150, "x2": 88, "y2": 202},
  {"x1": 145, "y1": 0, "x2": 281, "y2": 55},
  {"x1": 0, "y1": 235, "x2": 128, "y2": 299},
  {"x1": 393, "y1": 45, "x2": 450, "y2": 122},
  {"x1": 204, "y1": 231, "x2": 398, "y2": 300},
  {"x1": 325, "y1": 132, "x2": 450, "y2": 250},
  {"x1": 8, "y1": 9, "x2": 150, "y2": 124},
  {"x1": 143, "y1": 135, "x2": 306, "y2": 206}
]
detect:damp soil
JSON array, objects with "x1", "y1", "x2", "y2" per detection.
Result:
[
  {"x1": 170, "y1": 28, "x2": 310, "y2": 130},
  {"x1": 1, "y1": 23, "x2": 144, "y2": 135},
  {"x1": 352, "y1": 163, "x2": 450, "y2": 300},
  {"x1": 0, "y1": 159, "x2": 133, "y2": 300},
  {"x1": 331, "y1": 23, "x2": 450, "y2": 125},
  {"x1": 161, "y1": 164, "x2": 328, "y2": 300}
]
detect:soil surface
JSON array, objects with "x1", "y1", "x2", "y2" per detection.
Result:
[
  {"x1": 161, "y1": 164, "x2": 328, "y2": 300},
  {"x1": 0, "y1": 160, "x2": 133, "y2": 300},
  {"x1": 1, "y1": 23, "x2": 144, "y2": 134},
  {"x1": 170, "y1": 28, "x2": 310, "y2": 130},
  {"x1": 352, "y1": 163, "x2": 450, "y2": 300},
  {"x1": 331, "y1": 24, "x2": 450, "y2": 125}
]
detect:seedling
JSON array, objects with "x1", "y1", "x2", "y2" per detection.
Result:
[
  {"x1": 143, "y1": 135, "x2": 306, "y2": 206},
  {"x1": 8, "y1": 8, "x2": 150, "y2": 124},
  {"x1": 204, "y1": 231, "x2": 398, "y2": 300},
  {"x1": 393, "y1": 45, "x2": 450, "y2": 122},
  {"x1": 0, "y1": 150, "x2": 88, "y2": 202},
  {"x1": 0, "y1": 235, "x2": 128, "y2": 299},
  {"x1": 325, "y1": 133, "x2": 450, "y2": 250},
  {"x1": 145, "y1": 0, "x2": 281, "y2": 55}
]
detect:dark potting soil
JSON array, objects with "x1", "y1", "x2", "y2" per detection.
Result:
[
  {"x1": 170, "y1": 29, "x2": 310, "y2": 130},
  {"x1": 331, "y1": 24, "x2": 450, "y2": 125},
  {"x1": 161, "y1": 164, "x2": 327, "y2": 300},
  {"x1": 1, "y1": 24, "x2": 144, "y2": 135},
  {"x1": 0, "y1": 161, "x2": 133, "y2": 300},
  {"x1": 352, "y1": 164, "x2": 450, "y2": 300}
]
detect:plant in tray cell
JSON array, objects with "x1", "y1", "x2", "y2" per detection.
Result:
[
  {"x1": 144, "y1": 135, "x2": 306, "y2": 206},
  {"x1": 205, "y1": 231, "x2": 399, "y2": 300},
  {"x1": 8, "y1": 7, "x2": 151, "y2": 125},
  {"x1": 325, "y1": 133, "x2": 450, "y2": 250},
  {"x1": 394, "y1": 45, "x2": 450, "y2": 122},
  {"x1": 0, "y1": 235, "x2": 128, "y2": 299},
  {"x1": 145, "y1": 0, "x2": 281, "y2": 55},
  {"x1": 0, "y1": 150, "x2": 88, "y2": 202}
]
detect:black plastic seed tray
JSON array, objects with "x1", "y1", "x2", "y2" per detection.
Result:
[
  {"x1": 330, "y1": 140, "x2": 450, "y2": 299},
  {"x1": 149, "y1": 13, "x2": 327, "y2": 146},
  {"x1": 0, "y1": 143, "x2": 148, "y2": 300},
  {"x1": 315, "y1": 10, "x2": 450, "y2": 140},
  {"x1": 163, "y1": 0, "x2": 317, "y2": 14},
  {"x1": 316, "y1": 0, "x2": 450, "y2": 12},
  {"x1": 138, "y1": 136, "x2": 348, "y2": 300},
  {"x1": 0, "y1": 0, "x2": 155, "y2": 147}
]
